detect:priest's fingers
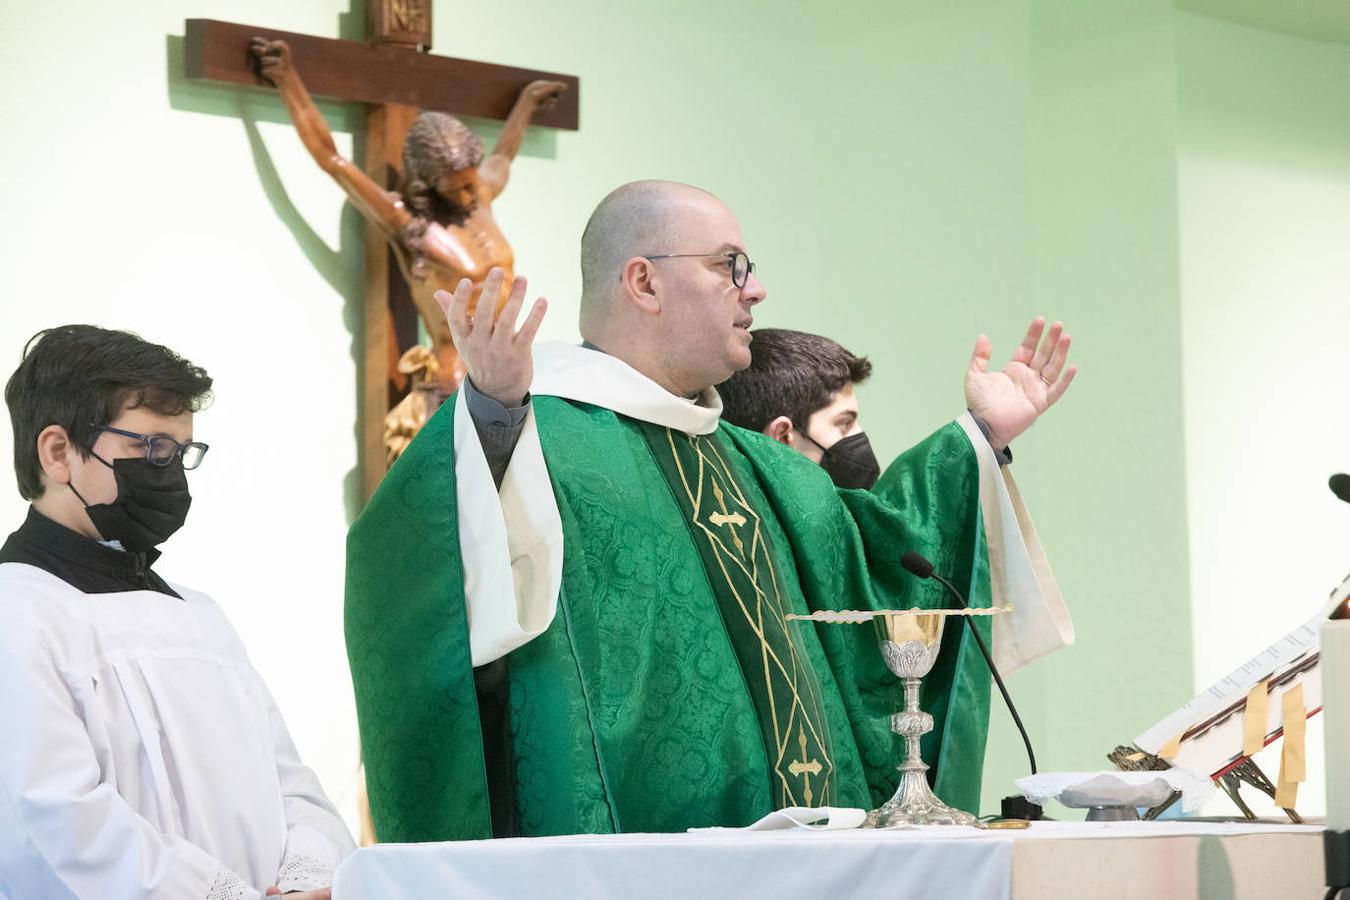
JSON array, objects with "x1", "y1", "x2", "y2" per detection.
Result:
[
  {"x1": 514, "y1": 297, "x2": 549, "y2": 346},
  {"x1": 1046, "y1": 364, "x2": 1078, "y2": 406},
  {"x1": 1039, "y1": 330, "x2": 1072, "y2": 384},
  {"x1": 436, "y1": 278, "x2": 475, "y2": 343},
  {"x1": 475, "y1": 268, "x2": 508, "y2": 338},
  {"x1": 493, "y1": 275, "x2": 529, "y2": 344},
  {"x1": 1030, "y1": 320, "x2": 1063, "y2": 371},
  {"x1": 1011, "y1": 316, "x2": 1046, "y2": 367},
  {"x1": 968, "y1": 334, "x2": 992, "y2": 374}
]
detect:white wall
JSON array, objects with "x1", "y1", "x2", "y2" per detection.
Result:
[
  {"x1": 0, "y1": 1, "x2": 369, "y2": 829},
  {"x1": 1178, "y1": 11, "x2": 1350, "y2": 817}
]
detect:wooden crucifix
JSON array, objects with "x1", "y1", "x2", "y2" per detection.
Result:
[{"x1": 184, "y1": 8, "x2": 578, "y2": 502}]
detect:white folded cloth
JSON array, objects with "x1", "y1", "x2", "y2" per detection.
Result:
[{"x1": 688, "y1": 807, "x2": 869, "y2": 832}]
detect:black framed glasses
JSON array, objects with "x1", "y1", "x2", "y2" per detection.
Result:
[
  {"x1": 90, "y1": 425, "x2": 210, "y2": 470},
  {"x1": 644, "y1": 251, "x2": 755, "y2": 288}
]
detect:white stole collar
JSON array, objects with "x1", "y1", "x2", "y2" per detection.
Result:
[{"x1": 530, "y1": 341, "x2": 723, "y2": 435}]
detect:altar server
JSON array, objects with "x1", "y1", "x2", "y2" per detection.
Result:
[{"x1": 0, "y1": 325, "x2": 354, "y2": 900}]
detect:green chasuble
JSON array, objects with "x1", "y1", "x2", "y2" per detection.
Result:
[
  {"x1": 633, "y1": 421, "x2": 838, "y2": 808},
  {"x1": 346, "y1": 394, "x2": 995, "y2": 842}
]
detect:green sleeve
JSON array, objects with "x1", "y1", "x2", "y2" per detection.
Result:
[{"x1": 344, "y1": 397, "x2": 493, "y2": 842}]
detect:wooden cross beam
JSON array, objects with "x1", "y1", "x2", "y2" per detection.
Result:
[
  {"x1": 184, "y1": 19, "x2": 579, "y2": 130},
  {"x1": 183, "y1": 12, "x2": 579, "y2": 503}
]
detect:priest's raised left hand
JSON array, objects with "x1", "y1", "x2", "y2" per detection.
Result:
[
  {"x1": 963, "y1": 317, "x2": 1077, "y2": 451},
  {"x1": 435, "y1": 267, "x2": 548, "y2": 408}
]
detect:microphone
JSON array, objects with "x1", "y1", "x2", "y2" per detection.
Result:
[
  {"x1": 1331, "y1": 474, "x2": 1350, "y2": 504},
  {"x1": 901, "y1": 550, "x2": 1042, "y2": 819}
]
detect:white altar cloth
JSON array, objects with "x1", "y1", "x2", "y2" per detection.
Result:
[{"x1": 332, "y1": 820, "x2": 1323, "y2": 900}]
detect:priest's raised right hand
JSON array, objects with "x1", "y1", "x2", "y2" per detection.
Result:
[{"x1": 435, "y1": 267, "x2": 548, "y2": 407}]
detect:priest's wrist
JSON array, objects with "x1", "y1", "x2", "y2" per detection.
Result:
[
  {"x1": 478, "y1": 381, "x2": 526, "y2": 409},
  {"x1": 465, "y1": 375, "x2": 527, "y2": 411},
  {"x1": 970, "y1": 412, "x2": 1014, "y2": 466}
]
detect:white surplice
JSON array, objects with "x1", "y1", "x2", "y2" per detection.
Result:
[
  {"x1": 0, "y1": 562, "x2": 354, "y2": 900},
  {"x1": 454, "y1": 341, "x2": 1073, "y2": 672}
]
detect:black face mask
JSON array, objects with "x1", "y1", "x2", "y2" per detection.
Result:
[
  {"x1": 69, "y1": 454, "x2": 192, "y2": 553},
  {"x1": 803, "y1": 429, "x2": 881, "y2": 490}
]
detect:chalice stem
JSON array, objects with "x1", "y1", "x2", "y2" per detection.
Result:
[
  {"x1": 903, "y1": 677, "x2": 926, "y2": 768},
  {"x1": 869, "y1": 669, "x2": 978, "y2": 827}
]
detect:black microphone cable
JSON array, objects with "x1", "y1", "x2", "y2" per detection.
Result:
[{"x1": 901, "y1": 550, "x2": 1042, "y2": 818}]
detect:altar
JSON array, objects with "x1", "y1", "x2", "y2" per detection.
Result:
[{"x1": 331, "y1": 820, "x2": 1322, "y2": 899}]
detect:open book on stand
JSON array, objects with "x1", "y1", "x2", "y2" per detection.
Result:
[{"x1": 1111, "y1": 572, "x2": 1350, "y2": 820}]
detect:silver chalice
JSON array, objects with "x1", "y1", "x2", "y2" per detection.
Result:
[{"x1": 789, "y1": 606, "x2": 1008, "y2": 827}]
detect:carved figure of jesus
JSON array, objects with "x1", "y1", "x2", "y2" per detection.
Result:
[{"x1": 251, "y1": 38, "x2": 566, "y2": 393}]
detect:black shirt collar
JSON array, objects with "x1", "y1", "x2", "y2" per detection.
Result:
[{"x1": 0, "y1": 507, "x2": 179, "y2": 598}]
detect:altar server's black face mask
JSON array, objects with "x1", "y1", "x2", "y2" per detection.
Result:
[
  {"x1": 801, "y1": 429, "x2": 881, "y2": 490},
  {"x1": 69, "y1": 453, "x2": 192, "y2": 552}
]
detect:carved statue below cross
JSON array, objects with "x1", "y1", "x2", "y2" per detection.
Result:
[{"x1": 382, "y1": 345, "x2": 441, "y2": 466}]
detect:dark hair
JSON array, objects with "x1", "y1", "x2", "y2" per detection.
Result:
[
  {"x1": 5, "y1": 325, "x2": 214, "y2": 500},
  {"x1": 717, "y1": 328, "x2": 872, "y2": 433}
]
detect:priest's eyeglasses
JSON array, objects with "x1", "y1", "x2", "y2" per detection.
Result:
[
  {"x1": 90, "y1": 425, "x2": 210, "y2": 470},
  {"x1": 643, "y1": 251, "x2": 755, "y2": 288}
]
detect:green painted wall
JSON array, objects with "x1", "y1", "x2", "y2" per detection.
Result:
[
  {"x1": 0, "y1": 0, "x2": 1208, "y2": 818},
  {"x1": 805, "y1": 1, "x2": 1196, "y2": 814},
  {"x1": 1001, "y1": 0, "x2": 1195, "y2": 814},
  {"x1": 1176, "y1": 10, "x2": 1350, "y2": 818}
]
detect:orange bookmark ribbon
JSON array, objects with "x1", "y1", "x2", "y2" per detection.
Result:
[{"x1": 1274, "y1": 684, "x2": 1306, "y2": 810}]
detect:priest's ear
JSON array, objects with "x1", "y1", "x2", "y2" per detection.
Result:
[
  {"x1": 765, "y1": 415, "x2": 795, "y2": 446},
  {"x1": 35, "y1": 425, "x2": 76, "y2": 487},
  {"x1": 619, "y1": 256, "x2": 661, "y2": 315}
]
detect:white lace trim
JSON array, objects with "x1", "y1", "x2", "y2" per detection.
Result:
[
  {"x1": 206, "y1": 868, "x2": 247, "y2": 900},
  {"x1": 276, "y1": 852, "x2": 332, "y2": 891}
]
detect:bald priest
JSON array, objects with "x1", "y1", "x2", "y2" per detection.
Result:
[{"x1": 345, "y1": 180, "x2": 1077, "y2": 842}]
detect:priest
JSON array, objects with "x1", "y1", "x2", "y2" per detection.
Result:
[{"x1": 346, "y1": 180, "x2": 1076, "y2": 843}]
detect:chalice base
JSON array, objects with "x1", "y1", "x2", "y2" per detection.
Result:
[{"x1": 867, "y1": 770, "x2": 978, "y2": 828}]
